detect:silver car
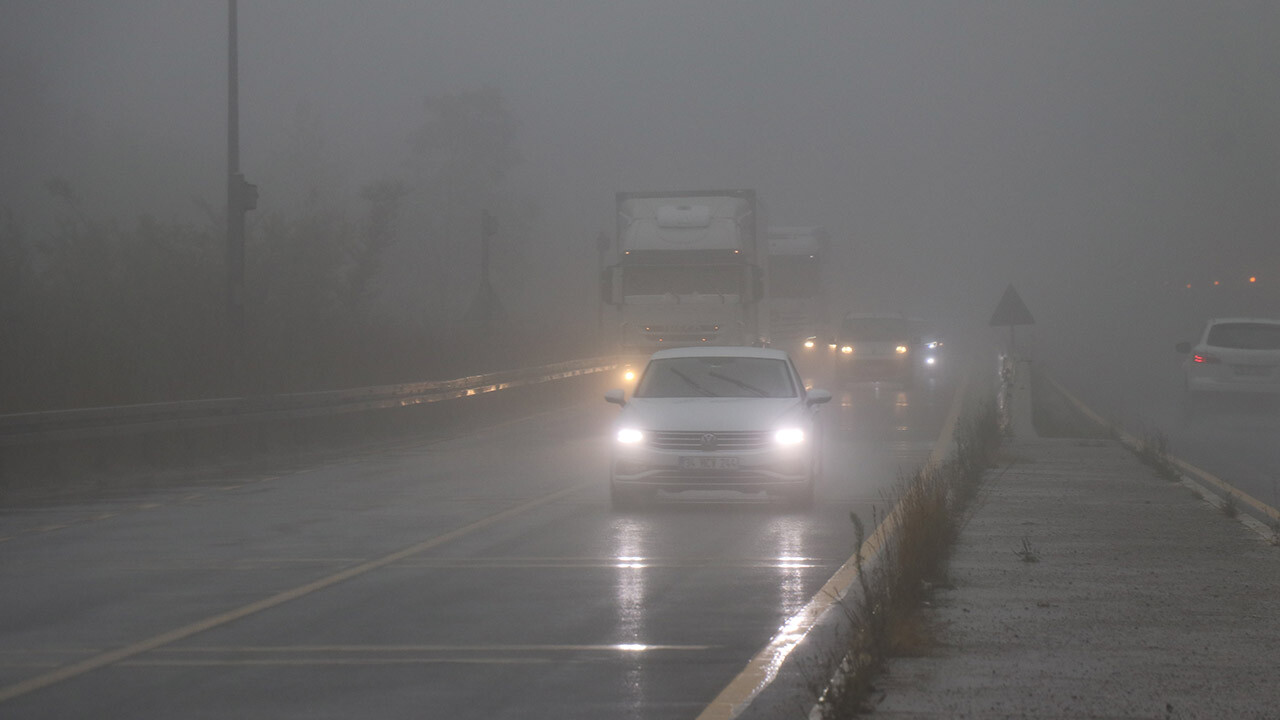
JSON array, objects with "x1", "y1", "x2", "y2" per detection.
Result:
[{"x1": 604, "y1": 346, "x2": 831, "y2": 509}]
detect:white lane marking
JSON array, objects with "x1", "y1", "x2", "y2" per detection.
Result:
[
  {"x1": 156, "y1": 644, "x2": 711, "y2": 652},
  {"x1": 697, "y1": 368, "x2": 972, "y2": 720},
  {"x1": 0, "y1": 482, "x2": 591, "y2": 704}
]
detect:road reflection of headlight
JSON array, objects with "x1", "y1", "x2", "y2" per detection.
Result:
[
  {"x1": 774, "y1": 428, "x2": 805, "y2": 445},
  {"x1": 617, "y1": 428, "x2": 644, "y2": 444}
]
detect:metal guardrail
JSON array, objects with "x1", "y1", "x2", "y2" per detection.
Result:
[{"x1": 0, "y1": 356, "x2": 622, "y2": 447}]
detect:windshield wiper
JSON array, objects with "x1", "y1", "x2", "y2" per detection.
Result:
[
  {"x1": 708, "y1": 370, "x2": 767, "y2": 397},
  {"x1": 668, "y1": 367, "x2": 715, "y2": 396}
]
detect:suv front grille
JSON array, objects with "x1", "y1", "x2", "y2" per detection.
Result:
[{"x1": 649, "y1": 430, "x2": 771, "y2": 451}]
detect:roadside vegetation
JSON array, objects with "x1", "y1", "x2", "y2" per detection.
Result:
[
  {"x1": 1136, "y1": 430, "x2": 1182, "y2": 482},
  {"x1": 0, "y1": 87, "x2": 586, "y2": 415},
  {"x1": 806, "y1": 389, "x2": 1002, "y2": 718}
]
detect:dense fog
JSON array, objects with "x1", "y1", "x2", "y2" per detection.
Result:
[{"x1": 3, "y1": 2, "x2": 1278, "y2": 409}]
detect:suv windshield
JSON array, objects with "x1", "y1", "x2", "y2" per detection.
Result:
[
  {"x1": 634, "y1": 357, "x2": 796, "y2": 398},
  {"x1": 1205, "y1": 322, "x2": 1280, "y2": 350}
]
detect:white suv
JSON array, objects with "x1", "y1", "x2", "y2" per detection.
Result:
[
  {"x1": 1176, "y1": 318, "x2": 1280, "y2": 403},
  {"x1": 604, "y1": 346, "x2": 831, "y2": 509}
]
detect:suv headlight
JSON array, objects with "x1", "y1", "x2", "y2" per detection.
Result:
[
  {"x1": 616, "y1": 428, "x2": 645, "y2": 444},
  {"x1": 774, "y1": 428, "x2": 805, "y2": 446}
]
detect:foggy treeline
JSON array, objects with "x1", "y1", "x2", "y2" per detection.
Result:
[{"x1": 0, "y1": 86, "x2": 585, "y2": 414}]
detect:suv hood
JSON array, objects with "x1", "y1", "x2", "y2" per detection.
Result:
[{"x1": 617, "y1": 397, "x2": 808, "y2": 432}]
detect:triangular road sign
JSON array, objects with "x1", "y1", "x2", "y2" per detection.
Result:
[{"x1": 989, "y1": 284, "x2": 1035, "y2": 326}]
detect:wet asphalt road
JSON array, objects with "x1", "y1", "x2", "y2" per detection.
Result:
[{"x1": 0, "y1": 364, "x2": 962, "y2": 719}]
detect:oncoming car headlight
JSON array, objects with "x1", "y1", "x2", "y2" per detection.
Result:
[
  {"x1": 774, "y1": 428, "x2": 805, "y2": 446},
  {"x1": 616, "y1": 428, "x2": 645, "y2": 444},
  {"x1": 622, "y1": 369, "x2": 636, "y2": 382},
  {"x1": 895, "y1": 345, "x2": 908, "y2": 354},
  {"x1": 840, "y1": 345, "x2": 853, "y2": 354}
]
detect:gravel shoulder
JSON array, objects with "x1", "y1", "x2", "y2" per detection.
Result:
[{"x1": 868, "y1": 366, "x2": 1280, "y2": 719}]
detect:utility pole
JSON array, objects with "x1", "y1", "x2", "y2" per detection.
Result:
[{"x1": 226, "y1": 0, "x2": 257, "y2": 357}]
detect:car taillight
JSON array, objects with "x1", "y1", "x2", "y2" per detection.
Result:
[{"x1": 1193, "y1": 354, "x2": 1220, "y2": 364}]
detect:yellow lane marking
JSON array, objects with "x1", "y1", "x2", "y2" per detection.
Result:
[
  {"x1": 0, "y1": 482, "x2": 591, "y2": 704},
  {"x1": 1168, "y1": 458, "x2": 1280, "y2": 524},
  {"x1": 697, "y1": 367, "x2": 973, "y2": 720},
  {"x1": 1046, "y1": 375, "x2": 1280, "y2": 524}
]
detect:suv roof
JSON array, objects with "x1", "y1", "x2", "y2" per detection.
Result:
[{"x1": 648, "y1": 345, "x2": 790, "y2": 361}]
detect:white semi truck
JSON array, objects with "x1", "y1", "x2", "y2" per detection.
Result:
[
  {"x1": 764, "y1": 226, "x2": 829, "y2": 353},
  {"x1": 602, "y1": 190, "x2": 764, "y2": 355}
]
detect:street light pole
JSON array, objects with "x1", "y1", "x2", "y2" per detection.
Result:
[
  {"x1": 226, "y1": 0, "x2": 244, "y2": 340},
  {"x1": 226, "y1": 0, "x2": 257, "y2": 378}
]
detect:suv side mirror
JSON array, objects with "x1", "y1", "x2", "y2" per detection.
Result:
[
  {"x1": 604, "y1": 389, "x2": 626, "y2": 406},
  {"x1": 806, "y1": 389, "x2": 832, "y2": 406}
]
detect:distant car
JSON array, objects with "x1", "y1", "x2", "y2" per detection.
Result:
[
  {"x1": 1176, "y1": 318, "x2": 1280, "y2": 406},
  {"x1": 834, "y1": 313, "x2": 922, "y2": 384},
  {"x1": 916, "y1": 335, "x2": 946, "y2": 376},
  {"x1": 604, "y1": 346, "x2": 831, "y2": 509}
]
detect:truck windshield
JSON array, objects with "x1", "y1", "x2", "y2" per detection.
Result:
[
  {"x1": 635, "y1": 357, "x2": 796, "y2": 398},
  {"x1": 768, "y1": 256, "x2": 821, "y2": 299},
  {"x1": 622, "y1": 265, "x2": 741, "y2": 300},
  {"x1": 841, "y1": 317, "x2": 915, "y2": 342}
]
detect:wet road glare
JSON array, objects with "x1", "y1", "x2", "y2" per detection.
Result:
[{"x1": 0, "y1": 362, "x2": 965, "y2": 719}]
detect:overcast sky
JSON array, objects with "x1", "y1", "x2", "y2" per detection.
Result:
[{"x1": 4, "y1": 1, "x2": 1279, "y2": 340}]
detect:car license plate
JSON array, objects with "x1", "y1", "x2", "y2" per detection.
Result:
[
  {"x1": 680, "y1": 456, "x2": 738, "y2": 470},
  {"x1": 1233, "y1": 365, "x2": 1271, "y2": 377}
]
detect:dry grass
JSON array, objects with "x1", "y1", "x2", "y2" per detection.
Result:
[{"x1": 806, "y1": 395, "x2": 1001, "y2": 718}]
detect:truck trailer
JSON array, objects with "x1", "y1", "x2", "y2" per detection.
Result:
[
  {"x1": 602, "y1": 190, "x2": 764, "y2": 354},
  {"x1": 764, "y1": 226, "x2": 829, "y2": 354}
]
